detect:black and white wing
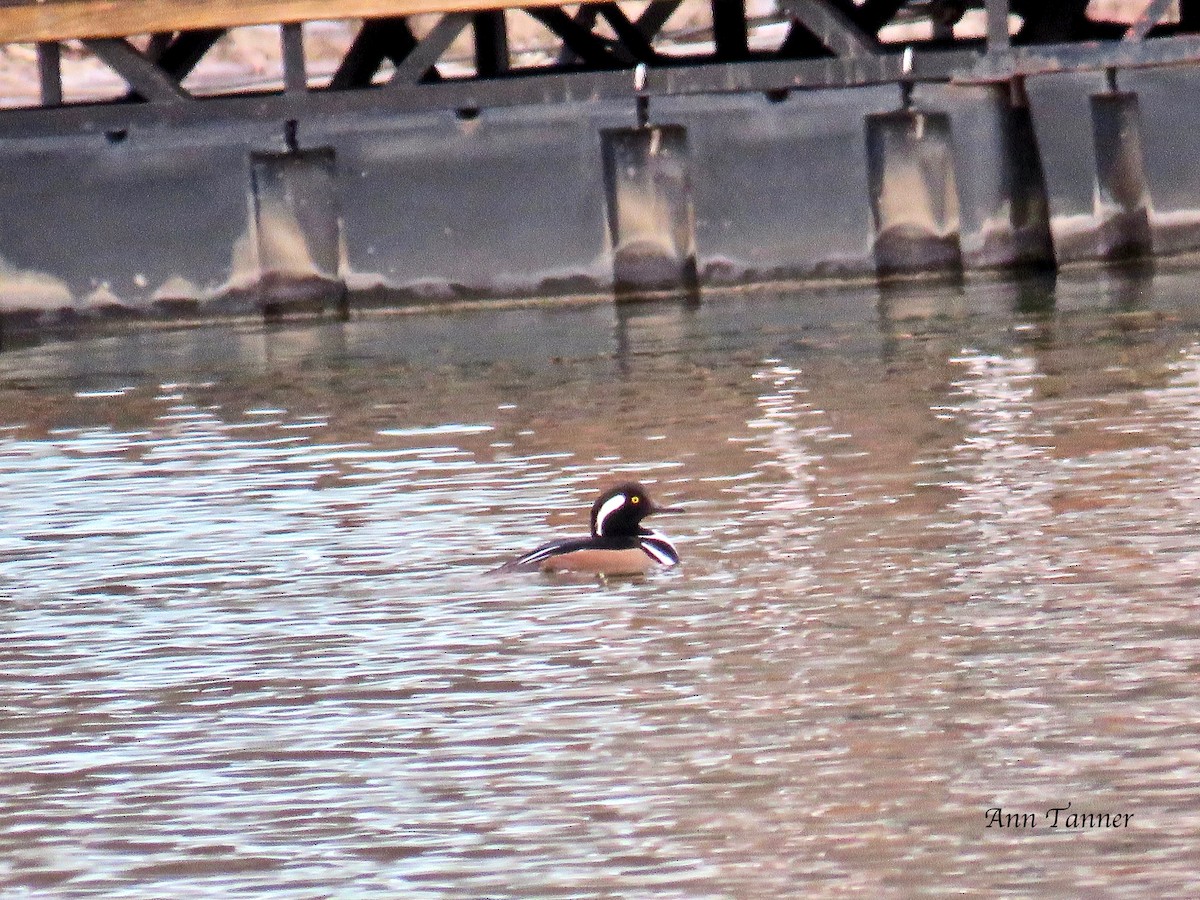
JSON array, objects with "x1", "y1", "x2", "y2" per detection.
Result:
[
  {"x1": 638, "y1": 531, "x2": 680, "y2": 567},
  {"x1": 496, "y1": 537, "x2": 592, "y2": 572}
]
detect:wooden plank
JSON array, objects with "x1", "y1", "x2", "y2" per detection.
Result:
[{"x1": 0, "y1": 0, "x2": 612, "y2": 45}]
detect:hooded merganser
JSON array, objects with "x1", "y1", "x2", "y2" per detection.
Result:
[{"x1": 499, "y1": 482, "x2": 681, "y2": 575}]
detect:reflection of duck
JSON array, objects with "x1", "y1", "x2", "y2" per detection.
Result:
[{"x1": 499, "y1": 482, "x2": 680, "y2": 575}]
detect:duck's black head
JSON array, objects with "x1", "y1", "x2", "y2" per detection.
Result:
[{"x1": 589, "y1": 482, "x2": 680, "y2": 538}]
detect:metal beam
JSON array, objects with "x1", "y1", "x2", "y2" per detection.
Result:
[
  {"x1": 595, "y1": 3, "x2": 657, "y2": 62},
  {"x1": 779, "y1": 0, "x2": 877, "y2": 58},
  {"x1": 389, "y1": 12, "x2": 470, "y2": 84},
  {"x1": 156, "y1": 29, "x2": 225, "y2": 79},
  {"x1": 527, "y1": 8, "x2": 625, "y2": 66},
  {"x1": 555, "y1": 6, "x2": 599, "y2": 65},
  {"x1": 986, "y1": 0, "x2": 1011, "y2": 51},
  {"x1": 145, "y1": 32, "x2": 174, "y2": 60},
  {"x1": 0, "y1": 49, "x2": 983, "y2": 142},
  {"x1": 13, "y1": 23, "x2": 1200, "y2": 139},
  {"x1": 282, "y1": 22, "x2": 307, "y2": 92},
  {"x1": 712, "y1": 0, "x2": 750, "y2": 61},
  {"x1": 1012, "y1": 0, "x2": 1093, "y2": 44},
  {"x1": 853, "y1": 0, "x2": 909, "y2": 34},
  {"x1": 36, "y1": 42, "x2": 62, "y2": 106},
  {"x1": 82, "y1": 38, "x2": 191, "y2": 102},
  {"x1": 473, "y1": 11, "x2": 509, "y2": 76},
  {"x1": 1125, "y1": 0, "x2": 1176, "y2": 41},
  {"x1": 962, "y1": 28, "x2": 1200, "y2": 80},
  {"x1": 636, "y1": 0, "x2": 683, "y2": 39},
  {"x1": 329, "y1": 17, "x2": 416, "y2": 89}
]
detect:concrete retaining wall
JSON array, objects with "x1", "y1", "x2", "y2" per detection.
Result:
[{"x1": 3, "y1": 62, "x2": 1200, "y2": 333}]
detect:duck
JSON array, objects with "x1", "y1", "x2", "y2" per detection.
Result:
[{"x1": 499, "y1": 482, "x2": 681, "y2": 575}]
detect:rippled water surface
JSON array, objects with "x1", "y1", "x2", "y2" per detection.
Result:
[{"x1": 3, "y1": 269, "x2": 1200, "y2": 897}]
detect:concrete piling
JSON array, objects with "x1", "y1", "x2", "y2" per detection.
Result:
[
  {"x1": 866, "y1": 109, "x2": 963, "y2": 278},
  {"x1": 1090, "y1": 90, "x2": 1153, "y2": 260},
  {"x1": 249, "y1": 148, "x2": 347, "y2": 320},
  {"x1": 601, "y1": 125, "x2": 698, "y2": 299}
]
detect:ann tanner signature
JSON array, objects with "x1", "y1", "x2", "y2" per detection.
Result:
[{"x1": 986, "y1": 803, "x2": 1134, "y2": 830}]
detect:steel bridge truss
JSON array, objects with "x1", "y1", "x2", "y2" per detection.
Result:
[{"x1": 13, "y1": 0, "x2": 1200, "y2": 126}]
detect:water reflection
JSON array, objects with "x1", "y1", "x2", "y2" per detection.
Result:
[
  {"x1": 2, "y1": 267, "x2": 1199, "y2": 895},
  {"x1": 739, "y1": 360, "x2": 822, "y2": 593},
  {"x1": 947, "y1": 348, "x2": 1055, "y2": 602}
]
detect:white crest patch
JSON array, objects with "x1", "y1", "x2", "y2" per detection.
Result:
[{"x1": 594, "y1": 493, "x2": 627, "y2": 536}]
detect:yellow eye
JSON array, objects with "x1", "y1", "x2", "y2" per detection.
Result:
[{"x1": 630, "y1": 496, "x2": 640, "y2": 504}]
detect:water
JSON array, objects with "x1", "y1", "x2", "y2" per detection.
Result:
[{"x1": 2, "y1": 268, "x2": 1199, "y2": 897}]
